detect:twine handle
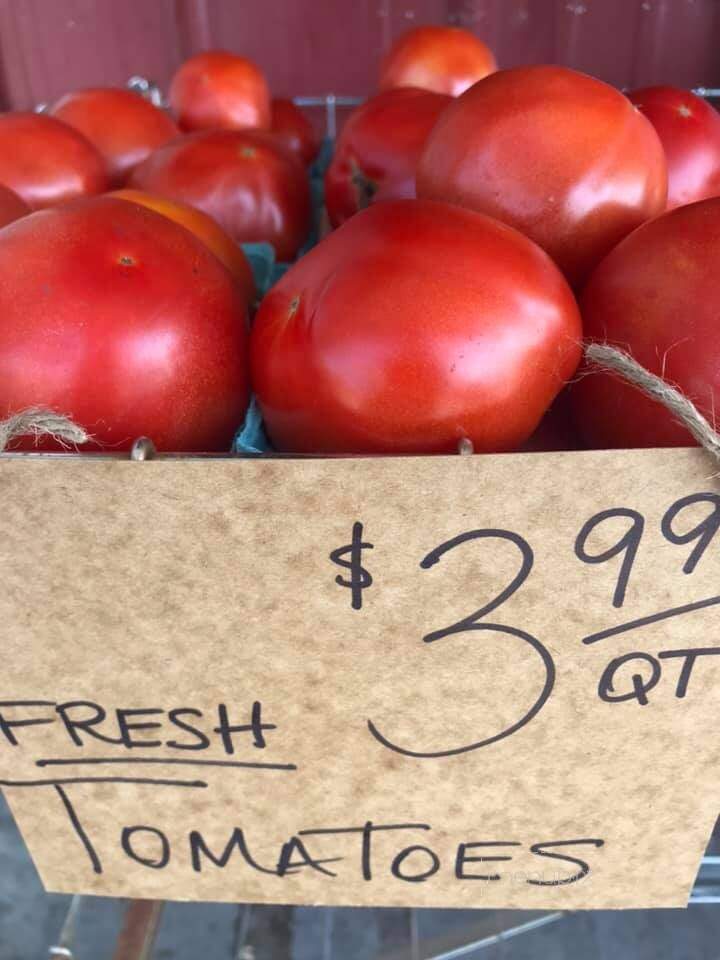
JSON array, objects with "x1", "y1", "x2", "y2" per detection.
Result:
[
  {"x1": 0, "y1": 408, "x2": 89, "y2": 452},
  {"x1": 584, "y1": 343, "x2": 720, "y2": 460},
  {"x1": 1, "y1": 348, "x2": 717, "y2": 459}
]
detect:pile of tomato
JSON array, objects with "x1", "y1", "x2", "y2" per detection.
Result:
[{"x1": 1, "y1": 25, "x2": 719, "y2": 455}]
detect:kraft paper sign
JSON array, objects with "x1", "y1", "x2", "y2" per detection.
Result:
[{"x1": 0, "y1": 449, "x2": 719, "y2": 910}]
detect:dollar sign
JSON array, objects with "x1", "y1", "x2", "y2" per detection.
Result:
[{"x1": 329, "y1": 522, "x2": 374, "y2": 610}]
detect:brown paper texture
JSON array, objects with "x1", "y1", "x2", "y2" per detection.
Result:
[{"x1": 0, "y1": 449, "x2": 718, "y2": 909}]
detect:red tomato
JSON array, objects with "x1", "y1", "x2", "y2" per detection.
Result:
[
  {"x1": 130, "y1": 129, "x2": 311, "y2": 261},
  {"x1": 270, "y1": 98, "x2": 319, "y2": 165},
  {"x1": 169, "y1": 50, "x2": 271, "y2": 132},
  {"x1": 324, "y1": 87, "x2": 451, "y2": 227},
  {"x1": 0, "y1": 184, "x2": 30, "y2": 228},
  {"x1": 571, "y1": 199, "x2": 720, "y2": 448},
  {"x1": 110, "y1": 188, "x2": 256, "y2": 305},
  {"x1": 0, "y1": 197, "x2": 248, "y2": 452},
  {"x1": 0, "y1": 113, "x2": 107, "y2": 209},
  {"x1": 417, "y1": 66, "x2": 667, "y2": 287},
  {"x1": 379, "y1": 25, "x2": 496, "y2": 96},
  {"x1": 251, "y1": 199, "x2": 581, "y2": 454},
  {"x1": 628, "y1": 86, "x2": 720, "y2": 210},
  {"x1": 50, "y1": 88, "x2": 179, "y2": 187},
  {"x1": 572, "y1": 198, "x2": 720, "y2": 449}
]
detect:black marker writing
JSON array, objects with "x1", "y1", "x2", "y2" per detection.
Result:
[
  {"x1": 455, "y1": 841, "x2": 521, "y2": 881},
  {"x1": 298, "y1": 821, "x2": 431, "y2": 881},
  {"x1": 213, "y1": 702, "x2": 274, "y2": 753},
  {"x1": 329, "y1": 521, "x2": 374, "y2": 610},
  {"x1": 368, "y1": 529, "x2": 554, "y2": 757},
  {"x1": 107, "y1": 816, "x2": 604, "y2": 886},
  {"x1": 658, "y1": 647, "x2": 720, "y2": 698},
  {"x1": 598, "y1": 646, "x2": 720, "y2": 704},
  {"x1": 527, "y1": 839, "x2": 604, "y2": 885},
  {"x1": 391, "y1": 845, "x2": 440, "y2": 883},
  {"x1": 582, "y1": 593, "x2": 720, "y2": 645},
  {"x1": 575, "y1": 508, "x2": 644, "y2": 609},
  {"x1": 54, "y1": 786, "x2": 103, "y2": 875},
  {"x1": 276, "y1": 837, "x2": 342, "y2": 878},
  {"x1": 0, "y1": 701, "x2": 55, "y2": 747},
  {"x1": 190, "y1": 827, "x2": 277, "y2": 875},
  {"x1": 598, "y1": 652, "x2": 661, "y2": 706},
  {"x1": 661, "y1": 493, "x2": 720, "y2": 574},
  {"x1": 122, "y1": 826, "x2": 170, "y2": 869}
]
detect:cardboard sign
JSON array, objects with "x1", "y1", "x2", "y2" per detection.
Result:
[{"x1": 0, "y1": 449, "x2": 719, "y2": 909}]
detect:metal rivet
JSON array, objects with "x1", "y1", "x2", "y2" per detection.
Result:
[
  {"x1": 130, "y1": 437, "x2": 157, "y2": 461},
  {"x1": 458, "y1": 438, "x2": 474, "y2": 456}
]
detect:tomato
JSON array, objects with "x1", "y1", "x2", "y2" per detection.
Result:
[
  {"x1": 379, "y1": 25, "x2": 496, "y2": 96},
  {"x1": 50, "y1": 88, "x2": 179, "y2": 187},
  {"x1": 130, "y1": 129, "x2": 311, "y2": 261},
  {"x1": 110, "y1": 188, "x2": 255, "y2": 305},
  {"x1": 572, "y1": 197, "x2": 720, "y2": 449},
  {"x1": 270, "y1": 98, "x2": 319, "y2": 165},
  {"x1": 0, "y1": 113, "x2": 107, "y2": 209},
  {"x1": 324, "y1": 87, "x2": 451, "y2": 227},
  {"x1": 0, "y1": 197, "x2": 248, "y2": 452},
  {"x1": 0, "y1": 185, "x2": 30, "y2": 228},
  {"x1": 169, "y1": 50, "x2": 271, "y2": 132},
  {"x1": 251, "y1": 199, "x2": 581, "y2": 454},
  {"x1": 417, "y1": 65, "x2": 667, "y2": 288},
  {"x1": 628, "y1": 86, "x2": 720, "y2": 210}
]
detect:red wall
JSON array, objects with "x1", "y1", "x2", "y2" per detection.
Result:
[{"x1": 0, "y1": 0, "x2": 717, "y2": 110}]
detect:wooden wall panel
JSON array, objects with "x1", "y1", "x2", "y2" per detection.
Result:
[
  {"x1": 0, "y1": 0, "x2": 181, "y2": 109},
  {"x1": 452, "y1": 0, "x2": 720, "y2": 89},
  {"x1": 0, "y1": 0, "x2": 717, "y2": 112},
  {"x1": 552, "y1": 0, "x2": 640, "y2": 88},
  {"x1": 452, "y1": 0, "x2": 554, "y2": 70},
  {"x1": 631, "y1": 0, "x2": 720, "y2": 89},
  {"x1": 180, "y1": 0, "x2": 387, "y2": 96},
  {"x1": 381, "y1": 0, "x2": 450, "y2": 53}
]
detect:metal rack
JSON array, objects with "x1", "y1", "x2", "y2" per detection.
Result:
[
  {"x1": 42, "y1": 853, "x2": 720, "y2": 960},
  {"x1": 126, "y1": 75, "x2": 365, "y2": 140}
]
